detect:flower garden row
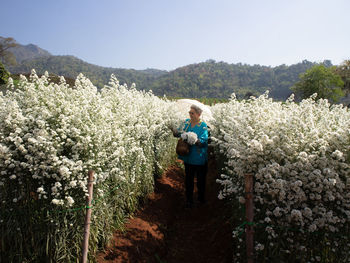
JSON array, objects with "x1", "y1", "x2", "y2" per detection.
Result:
[
  {"x1": 0, "y1": 71, "x2": 181, "y2": 262},
  {"x1": 211, "y1": 93, "x2": 350, "y2": 262}
]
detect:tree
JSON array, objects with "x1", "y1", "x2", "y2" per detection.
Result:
[
  {"x1": 292, "y1": 64, "x2": 344, "y2": 102},
  {"x1": 0, "y1": 61, "x2": 10, "y2": 84},
  {"x1": 243, "y1": 91, "x2": 255, "y2": 99},
  {"x1": 0, "y1": 37, "x2": 17, "y2": 66},
  {"x1": 335, "y1": 60, "x2": 350, "y2": 95}
]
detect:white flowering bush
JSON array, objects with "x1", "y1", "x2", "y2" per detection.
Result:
[
  {"x1": 211, "y1": 93, "x2": 350, "y2": 262},
  {"x1": 0, "y1": 70, "x2": 179, "y2": 262}
]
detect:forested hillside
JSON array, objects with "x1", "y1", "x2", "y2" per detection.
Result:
[
  {"x1": 150, "y1": 59, "x2": 329, "y2": 99},
  {"x1": 7, "y1": 55, "x2": 167, "y2": 89},
  {"x1": 3, "y1": 36, "x2": 333, "y2": 99},
  {"x1": 0, "y1": 36, "x2": 51, "y2": 64},
  {"x1": 8, "y1": 55, "x2": 328, "y2": 99}
]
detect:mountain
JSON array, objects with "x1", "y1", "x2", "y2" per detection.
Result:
[
  {"x1": 7, "y1": 55, "x2": 321, "y2": 100},
  {"x1": 0, "y1": 36, "x2": 52, "y2": 63},
  {"x1": 3, "y1": 36, "x2": 327, "y2": 100},
  {"x1": 10, "y1": 43, "x2": 52, "y2": 63},
  {"x1": 7, "y1": 55, "x2": 168, "y2": 90},
  {"x1": 148, "y1": 59, "x2": 321, "y2": 100}
]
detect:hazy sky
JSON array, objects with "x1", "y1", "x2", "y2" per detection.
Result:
[{"x1": 1, "y1": 0, "x2": 349, "y2": 70}]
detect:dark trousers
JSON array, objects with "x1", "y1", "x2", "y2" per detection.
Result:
[{"x1": 184, "y1": 163, "x2": 208, "y2": 204}]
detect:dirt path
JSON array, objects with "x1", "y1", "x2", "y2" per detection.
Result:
[{"x1": 97, "y1": 157, "x2": 233, "y2": 263}]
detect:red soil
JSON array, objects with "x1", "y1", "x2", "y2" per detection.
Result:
[{"x1": 97, "y1": 157, "x2": 233, "y2": 263}]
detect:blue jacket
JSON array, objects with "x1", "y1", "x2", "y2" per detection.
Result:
[{"x1": 178, "y1": 119, "x2": 208, "y2": 165}]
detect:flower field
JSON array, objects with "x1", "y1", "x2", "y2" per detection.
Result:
[
  {"x1": 0, "y1": 71, "x2": 180, "y2": 262},
  {"x1": 1, "y1": 70, "x2": 350, "y2": 262},
  {"x1": 211, "y1": 93, "x2": 350, "y2": 262}
]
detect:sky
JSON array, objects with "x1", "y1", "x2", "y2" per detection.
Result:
[{"x1": 1, "y1": 0, "x2": 349, "y2": 71}]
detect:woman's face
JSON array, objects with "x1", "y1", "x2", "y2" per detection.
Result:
[{"x1": 189, "y1": 108, "x2": 200, "y2": 121}]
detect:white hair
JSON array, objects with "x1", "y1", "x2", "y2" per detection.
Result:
[{"x1": 191, "y1": 104, "x2": 203, "y2": 115}]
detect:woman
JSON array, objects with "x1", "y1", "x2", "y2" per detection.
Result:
[{"x1": 173, "y1": 104, "x2": 209, "y2": 208}]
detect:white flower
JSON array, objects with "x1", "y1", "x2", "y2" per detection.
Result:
[
  {"x1": 37, "y1": 186, "x2": 45, "y2": 193},
  {"x1": 264, "y1": 217, "x2": 271, "y2": 223},
  {"x1": 331, "y1": 150, "x2": 344, "y2": 160},
  {"x1": 303, "y1": 207, "x2": 312, "y2": 218},
  {"x1": 309, "y1": 224, "x2": 317, "y2": 232},
  {"x1": 238, "y1": 196, "x2": 245, "y2": 204},
  {"x1": 298, "y1": 152, "x2": 308, "y2": 159},
  {"x1": 255, "y1": 243, "x2": 265, "y2": 251},
  {"x1": 248, "y1": 139, "x2": 263, "y2": 152},
  {"x1": 52, "y1": 199, "x2": 63, "y2": 205},
  {"x1": 329, "y1": 178, "x2": 336, "y2": 186},
  {"x1": 66, "y1": 196, "x2": 75, "y2": 206},
  {"x1": 186, "y1": 132, "x2": 198, "y2": 145},
  {"x1": 27, "y1": 138, "x2": 38, "y2": 144},
  {"x1": 181, "y1": 132, "x2": 198, "y2": 145},
  {"x1": 59, "y1": 166, "x2": 70, "y2": 177},
  {"x1": 273, "y1": 207, "x2": 282, "y2": 217}
]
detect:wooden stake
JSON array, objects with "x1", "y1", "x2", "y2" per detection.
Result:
[
  {"x1": 81, "y1": 170, "x2": 94, "y2": 263},
  {"x1": 245, "y1": 173, "x2": 254, "y2": 263}
]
